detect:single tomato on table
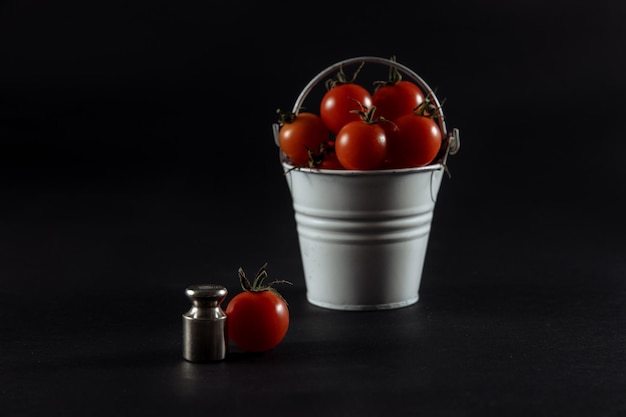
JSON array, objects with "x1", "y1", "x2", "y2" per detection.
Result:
[{"x1": 225, "y1": 263, "x2": 291, "y2": 353}]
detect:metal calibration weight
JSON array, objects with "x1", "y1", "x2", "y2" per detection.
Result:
[{"x1": 182, "y1": 284, "x2": 228, "y2": 362}]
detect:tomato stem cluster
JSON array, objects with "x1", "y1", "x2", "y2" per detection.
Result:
[
  {"x1": 305, "y1": 142, "x2": 331, "y2": 168},
  {"x1": 373, "y1": 55, "x2": 403, "y2": 92},
  {"x1": 324, "y1": 61, "x2": 365, "y2": 90},
  {"x1": 276, "y1": 108, "x2": 296, "y2": 126},
  {"x1": 350, "y1": 100, "x2": 398, "y2": 133},
  {"x1": 350, "y1": 100, "x2": 378, "y2": 124},
  {"x1": 414, "y1": 91, "x2": 446, "y2": 121},
  {"x1": 238, "y1": 263, "x2": 292, "y2": 305}
]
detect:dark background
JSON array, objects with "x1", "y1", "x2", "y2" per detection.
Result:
[{"x1": 1, "y1": 1, "x2": 625, "y2": 416}]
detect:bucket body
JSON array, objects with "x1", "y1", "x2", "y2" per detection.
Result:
[{"x1": 283, "y1": 162, "x2": 445, "y2": 311}]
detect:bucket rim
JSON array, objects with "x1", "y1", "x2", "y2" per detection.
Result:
[{"x1": 282, "y1": 160, "x2": 445, "y2": 176}]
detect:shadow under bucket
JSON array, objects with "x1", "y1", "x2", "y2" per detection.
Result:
[
  {"x1": 275, "y1": 56, "x2": 459, "y2": 311},
  {"x1": 283, "y1": 163, "x2": 445, "y2": 310}
]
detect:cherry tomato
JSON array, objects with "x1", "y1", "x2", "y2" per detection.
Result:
[
  {"x1": 335, "y1": 116, "x2": 387, "y2": 170},
  {"x1": 385, "y1": 113, "x2": 442, "y2": 168},
  {"x1": 292, "y1": 140, "x2": 345, "y2": 170},
  {"x1": 225, "y1": 264, "x2": 291, "y2": 353},
  {"x1": 372, "y1": 80, "x2": 424, "y2": 124},
  {"x1": 320, "y1": 84, "x2": 373, "y2": 134},
  {"x1": 277, "y1": 110, "x2": 330, "y2": 166},
  {"x1": 320, "y1": 64, "x2": 373, "y2": 134},
  {"x1": 318, "y1": 146, "x2": 345, "y2": 170}
]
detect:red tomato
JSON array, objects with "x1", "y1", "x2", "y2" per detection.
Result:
[
  {"x1": 385, "y1": 113, "x2": 442, "y2": 168},
  {"x1": 320, "y1": 83, "x2": 373, "y2": 134},
  {"x1": 298, "y1": 140, "x2": 345, "y2": 170},
  {"x1": 372, "y1": 80, "x2": 424, "y2": 124},
  {"x1": 278, "y1": 111, "x2": 330, "y2": 166},
  {"x1": 318, "y1": 146, "x2": 345, "y2": 170},
  {"x1": 225, "y1": 264, "x2": 291, "y2": 353},
  {"x1": 335, "y1": 119, "x2": 387, "y2": 170}
]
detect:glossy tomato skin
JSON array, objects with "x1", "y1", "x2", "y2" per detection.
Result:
[
  {"x1": 225, "y1": 290, "x2": 289, "y2": 353},
  {"x1": 319, "y1": 154, "x2": 345, "y2": 170},
  {"x1": 335, "y1": 121, "x2": 387, "y2": 170},
  {"x1": 385, "y1": 114, "x2": 442, "y2": 168},
  {"x1": 372, "y1": 81, "x2": 425, "y2": 125},
  {"x1": 320, "y1": 84, "x2": 373, "y2": 134},
  {"x1": 279, "y1": 112, "x2": 330, "y2": 166}
]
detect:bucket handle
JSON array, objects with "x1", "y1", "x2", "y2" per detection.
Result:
[{"x1": 288, "y1": 56, "x2": 460, "y2": 158}]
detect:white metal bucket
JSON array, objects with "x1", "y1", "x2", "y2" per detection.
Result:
[
  {"x1": 274, "y1": 56, "x2": 460, "y2": 310},
  {"x1": 283, "y1": 163, "x2": 445, "y2": 310}
]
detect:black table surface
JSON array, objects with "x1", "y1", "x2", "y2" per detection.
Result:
[
  {"x1": 2, "y1": 155, "x2": 624, "y2": 416},
  {"x1": 2, "y1": 1, "x2": 626, "y2": 416}
]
